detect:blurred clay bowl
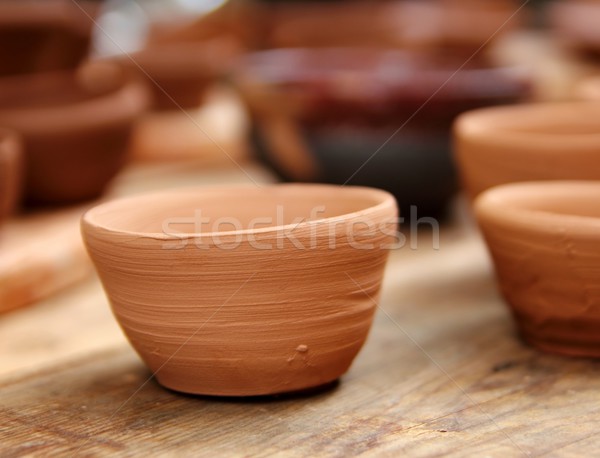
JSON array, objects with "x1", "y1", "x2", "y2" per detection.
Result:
[
  {"x1": 128, "y1": 86, "x2": 249, "y2": 165},
  {"x1": 267, "y1": 0, "x2": 525, "y2": 52},
  {"x1": 142, "y1": 0, "x2": 525, "y2": 54},
  {"x1": 550, "y1": 0, "x2": 600, "y2": 58},
  {"x1": 475, "y1": 181, "x2": 600, "y2": 357},
  {"x1": 82, "y1": 184, "x2": 397, "y2": 396},
  {"x1": 0, "y1": 129, "x2": 22, "y2": 224},
  {"x1": 118, "y1": 38, "x2": 240, "y2": 111},
  {"x1": 575, "y1": 75, "x2": 600, "y2": 101},
  {"x1": 233, "y1": 48, "x2": 530, "y2": 217},
  {"x1": 454, "y1": 102, "x2": 600, "y2": 199},
  {"x1": 0, "y1": 61, "x2": 150, "y2": 206},
  {"x1": 0, "y1": 0, "x2": 96, "y2": 76}
]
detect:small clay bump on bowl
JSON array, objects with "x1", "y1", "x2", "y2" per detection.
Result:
[
  {"x1": 474, "y1": 181, "x2": 600, "y2": 358},
  {"x1": 81, "y1": 184, "x2": 398, "y2": 396}
]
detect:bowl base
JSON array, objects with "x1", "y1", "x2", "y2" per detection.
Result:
[
  {"x1": 521, "y1": 332, "x2": 600, "y2": 359},
  {"x1": 155, "y1": 373, "x2": 342, "y2": 398}
]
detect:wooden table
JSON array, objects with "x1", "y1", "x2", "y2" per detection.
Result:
[{"x1": 1, "y1": 160, "x2": 598, "y2": 457}]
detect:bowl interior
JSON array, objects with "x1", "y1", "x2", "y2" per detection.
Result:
[{"x1": 85, "y1": 185, "x2": 391, "y2": 236}]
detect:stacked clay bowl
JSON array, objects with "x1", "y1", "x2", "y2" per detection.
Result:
[
  {"x1": 454, "y1": 102, "x2": 600, "y2": 199},
  {"x1": 0, "y1": 62, "x2": 150, "y2": 205},
  {"x1": 234, "y1": 48, "x2": 530, "y2": 217},
  {"x1": 0, "y1": 0, "x2": 95, "y2": 76},
  {"x1": 82, "y1": 184, "x2": 397, "y2": 396},
  {"x1": 120, "y1": 39, "x2": 238, "y2": 111},
  {"x1": 0, "y1": 129, "x2": 22, "y2": 224},
  {"x1": 475, "y1": 182, "x2": 600, "y2": 357}
]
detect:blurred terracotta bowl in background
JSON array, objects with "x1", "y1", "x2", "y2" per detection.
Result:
[
  {"x1": 0, "y1": 0, "x2": 96, "y2": 76},
  {"x1": 575, "y1": 75, "x2": 600, "y2": 101},
  {"x1": 266, "y1": 0, "x2": 525, "y2": 53},
  {"x1": 550, "y1": 0, "x2": 600, "y2": 59},
  {"x1": 0, "y1": 129, "x2": 22, "y2": 224},
  {"x1": 475, "y1": 181, "x2": 600, "y2": 357},
  {"x1": 0, "y1": 61, "x2": 150, "y2": 206},
  {"x1": 119, "y1": 38, "x2": 240, "y2": 111},
  {"x1": 233, "y1": 48, "x2": 530, "y2": 218},
  {"x1": 454, "y1": 102, "x2": 600, "y2": 200}
]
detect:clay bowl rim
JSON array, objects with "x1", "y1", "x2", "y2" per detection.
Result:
[
  {"x1": 82, "y1": 184, "x2": 396, "y2": 240},
  {"x1": 455, "y1": 102, "x2": 600, "y2": 150},
  {"x1": 125, "y1": 42, "x2": 224, "y2": 79},
  {"x1": 0, "y1": 62, "x2": 150, "y2": 133},
  {"x1": 475, "y1": 181, "x2": 600, "y2": 235}
]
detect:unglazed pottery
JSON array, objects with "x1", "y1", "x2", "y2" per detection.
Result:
[
  {"x1": 454, "y1": 102, "x2": 600, "y2": 199},
  {"x1": 267, "y1": 0, "x2": 524, "y2": 52},
  {"x1": 0, "y1": 0, "x2": 96, "y2": 76},
  {"x1": 575, "y1": 76, "x2": 600, "y2": 102},
  {"x1": 0, "y1": 62, "x2": 150, "y2": 205},
  {"x1": 475, "y1": 181, "x2": 600, "y2": 357},
  {"x1": 120, "y1": 39, "x2": 238, "y2": 111},
  {"x1": 82, "y1": 184, "x2": 397, "y2": 396},
  {"x1": 0, "y1": 129, "x2": 22, "y2": 224},
  {"x1": 550, "y1": 0, "x2": 600, "y2": 57},
  {"x1": 234, "y1": 48, "x2": 530, "y2": 217}
]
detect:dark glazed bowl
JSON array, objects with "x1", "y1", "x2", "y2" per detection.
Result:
[
  {"x1": 0, "y1": 129, "x2": 22, "y2": 224},
  {"x1": 0, "y1": 0, "x2": 96, "y2": 76},
  {"x1": 233, "y1": 49, "x2": 530, "y2": 217},
  {"x1": 0, "y1": 62, "x2": 150, "y2": 205}
]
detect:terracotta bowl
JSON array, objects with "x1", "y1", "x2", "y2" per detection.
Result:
[
  {"x1": 550, "y1": 0, "x2": 600, "y2": 57},
  {"x1": 475, "y1": 181, "x2": 600, "y2": 357},
  {"x1": 0, "y1": 0, "x2": 96, "y2": 76},
  {"x1": 454, "y1": 102, "x2": 600, "y2": 200},
  {"x1": 0, "y1": 129, "x2": 22, "y2": 224},
  {"x1": 120, "y1": 39, "x2": 238, "y2": 111},
  {"x1": 82, "y1": 184, "x2": 397, "y2": 396},
  {"x1": 0, "y1": 62, "x2": 150, "y2": 205},
  {"x1": 575, "y1": 75, "x2": 600, "y2": 101},
  {"x1": 233, "y1": 48, "x2": 530, "y2": 217},
  {"x1": 266, "y1": 0, "x2": 524, "y2": 53}
]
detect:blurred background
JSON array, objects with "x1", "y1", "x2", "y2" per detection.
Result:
[{"x1": 2, "y1": 0, "x2": 600, "y2": 313}]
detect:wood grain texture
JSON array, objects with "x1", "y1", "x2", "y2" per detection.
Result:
[{"x1": 1, "y1": 200, "x2": 599, "y2": 456}]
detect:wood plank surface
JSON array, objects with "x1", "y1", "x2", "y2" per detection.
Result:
[
  {"x1": 2, "y1": 31, "x2": 600, "y2": 457},
  {"x1": 1, "y1": 178, "x2": 598, "y2": 456}
]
